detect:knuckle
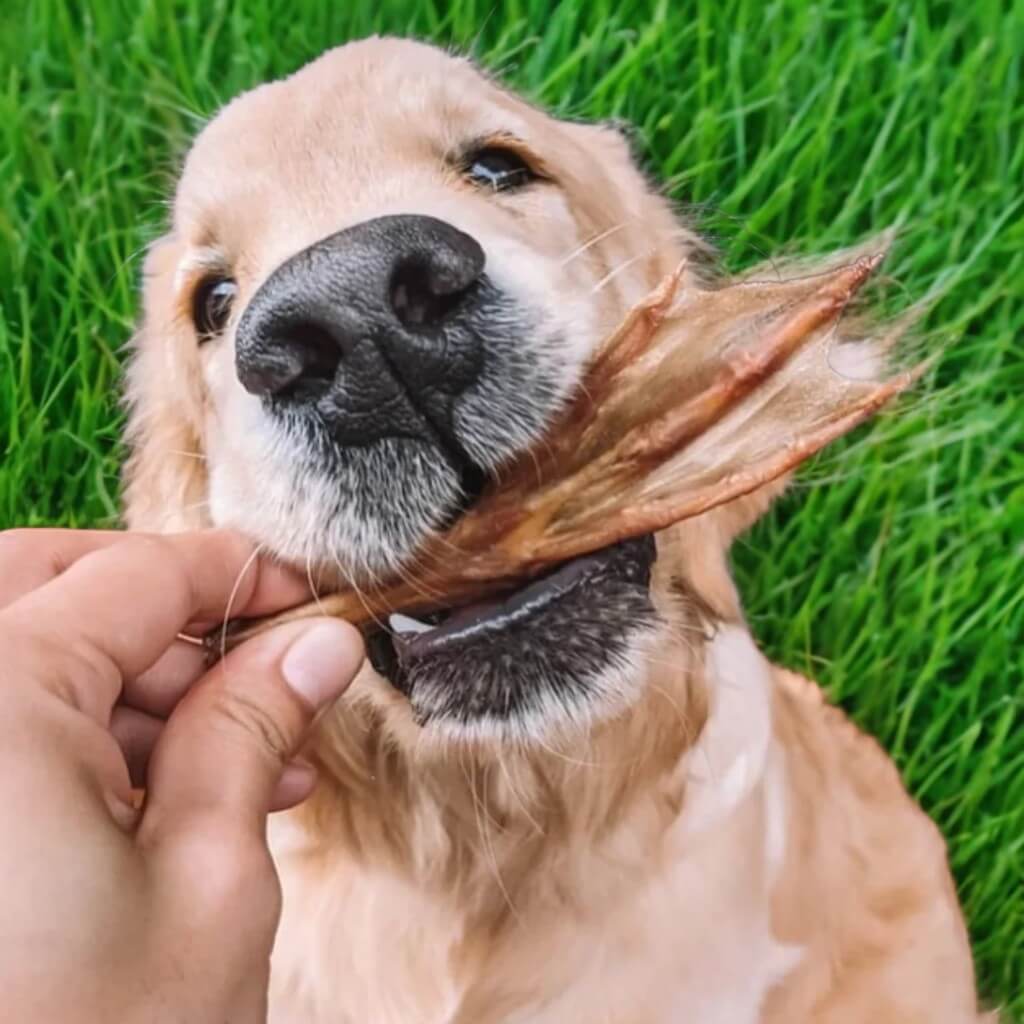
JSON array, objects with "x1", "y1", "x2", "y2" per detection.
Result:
[
  {"x1": 122, "y1": 534, "x2": 194, "y2": 605},
  {"x1": 123, "y1": 533, "x2": 177, "y2": 564},
  {"x1": 210, "y1": 528, "x2": 253, "y2": 565},
  {"x1": 208, "y1": 689, "x2": 295, "y2": 764},
  {"x1": 0, "y1": 619, "x2": 117, "y2": 714}
]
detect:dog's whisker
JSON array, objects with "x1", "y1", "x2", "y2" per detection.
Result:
[
  {"x1": 175, "y1": 497, "x2": 213, "y2": 516},
  {"x1": 590, "y1": 252, "x2": 647, "y2": 295},
  {"x1": 559, "y1": 220, "x2": 632, "y2": 269},
  {"x1": 217, "y1": 542, "x2": 265, "y2": 664},
  {"x1": 386, "y1": 550, "x2": 449, "y2": 605},
  {"x1": 329, "y1": 556, "x2": 390, "y2": 636},
  {"x1": 305, "y1": 551, "x2": 329, "y2": 618}
]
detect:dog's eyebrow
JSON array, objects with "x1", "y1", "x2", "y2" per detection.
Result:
[
  {"x1": 454, "y1": 131, "x2": 556, "y2": 184},
  {"x1": 173, "y1": 245, "x2": 229, "y2": 294},
  {"x1": 455, "y1": 130, "x2": 530, "y2": 154}
]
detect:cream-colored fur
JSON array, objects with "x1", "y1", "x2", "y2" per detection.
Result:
[
  {"x1": 123, "y1": 37, "x2": 992, "y2": 1022},
  {"x1": 268, "y1": 627, "x2": 799, "y2": 1024}
]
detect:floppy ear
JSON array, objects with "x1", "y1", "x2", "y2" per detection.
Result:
[{"x1": 122, "y1": 234, "x2": 211, "y2": 532}]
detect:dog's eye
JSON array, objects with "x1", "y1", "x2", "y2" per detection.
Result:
[
  {"x1": 192, "y1": 276, "x2": 237, "y2": 340},
  {"x1": 464, "y1": 147, "x2": 536, "y2": 192}
]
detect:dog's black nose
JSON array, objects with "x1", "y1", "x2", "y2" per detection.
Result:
[{"x1": 235, "y1": 214, "x2": 486, "y2": 449}]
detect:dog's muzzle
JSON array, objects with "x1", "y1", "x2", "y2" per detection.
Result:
[{"x1": 234, "y1": 214, "x2": 487, "y2": 453}]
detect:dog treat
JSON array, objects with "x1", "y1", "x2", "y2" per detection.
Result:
[{"x1": 206, "y1": 244, "x2": 918, "y2": 654}]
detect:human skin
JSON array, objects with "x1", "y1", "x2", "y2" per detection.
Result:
[{"x1": 0, "y1": 528, "x2": 364, "y2": 1023}]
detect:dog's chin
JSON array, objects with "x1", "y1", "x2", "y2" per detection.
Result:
[
  {"x1": 213, "y1": 421, "x2": 659, "y2": 738},
  {"x1": 362, "y1": 534, "x2": 659, "y2": 739}
]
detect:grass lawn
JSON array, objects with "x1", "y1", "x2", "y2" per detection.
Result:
[{"x1": 1, "y1": 0, "x2": 1022, "y2": 1012}]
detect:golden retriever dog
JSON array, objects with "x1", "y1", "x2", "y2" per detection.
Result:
[{"x1": 122, "y1": 37, "x2": 992, "y2": 1023}]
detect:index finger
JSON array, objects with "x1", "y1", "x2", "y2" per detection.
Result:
[
  {"x1": 2, "y1": 530, "x2": 311, "y2": 721},
  {"x1": 0, "y1": 528, "x2": 130, "y2": 609}
]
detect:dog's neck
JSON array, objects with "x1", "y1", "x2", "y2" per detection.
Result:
[
  {"x1": 286, "y1": 526, "x2": 764, "y2": 910},
  {"x1": 269, "y1": 566, "x2": 792, "y2": 1022},
  {"x1": 290, "y1": 621, "x2": 721, "y2": 924}
]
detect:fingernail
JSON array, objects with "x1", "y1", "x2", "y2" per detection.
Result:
[{"x1": 281, "y1": 621, "x2": 362, "y2": 709}]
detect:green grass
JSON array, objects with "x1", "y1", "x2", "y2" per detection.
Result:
[{"x1": 1, "y1": 0, "x2": 1022, "y2": 1011}]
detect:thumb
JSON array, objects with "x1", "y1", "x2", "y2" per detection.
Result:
[{"x1": 140, "y1": 618, "x2": 363, "y2": 841}]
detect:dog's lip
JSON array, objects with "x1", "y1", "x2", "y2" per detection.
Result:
[
  {"x1": 391, "y1": 547, "x2": 616, "y2": 656},
  {"x1": 372, "y1": 534, "x2": 656, "y2": 662}
]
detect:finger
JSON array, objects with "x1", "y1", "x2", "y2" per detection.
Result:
[
  {"x1": 0, "y1": 528, "x2": 128, "y2": 609},
  {"x1": 270, "y1": 761, "x2": 318, "y2": 812},
  {"x1": 111, "y1": 705, "x2": 164, "y2": 787},
  {"x1": 111, "y1": 703, "x2": 318, "y2": 805},
  {"x1": 123, "y1": 639, "x2": 209, "y2": 717},
  {"x1": 2, "y1": 530, "x2": 311, "y2": 722},
  {"x1": 139, "y1": 618, "x2": 362, "y2": 843}
]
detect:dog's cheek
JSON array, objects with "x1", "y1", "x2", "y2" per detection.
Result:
[
  {"x1": 200, "y1": 334, "x2": 241, "y2": 412},
  {"x1": 481, "y1": 221, "x2": 598, "y2": 367},
  {"x1": 447, "y1": 230, "x2": 599, "y2": 467},
  {"x1": 123, "y1": 236, "x2": 213, "y2": 532}
]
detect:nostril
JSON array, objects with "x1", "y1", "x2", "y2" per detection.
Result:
[
  {"x1": 390, "y1": 258, "x2": 477, "y2": 330},
  {"x1": 237, "y1": 216, "x2": 487, "y2": 412},
  {"x1": 237, "y1": 322, "x2": 345, "y2": 403},
  {"x1": 272, "y1": 323, "x2": 344, "y2": 402},
  {"x1": 292, "y1": 324, "x2": 344, "y2": 380}
]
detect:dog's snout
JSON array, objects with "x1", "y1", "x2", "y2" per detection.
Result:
[
  {"x1": 235, "y1": 215, "x2": 486, "y2": 448},
  {"x1": 390, "y1": 236, "x2": 484, "y2": 330}
]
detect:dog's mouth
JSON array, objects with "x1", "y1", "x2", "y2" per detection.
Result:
[{"x1": 365, "y1": 533, "x2": 658, "y2": 723}]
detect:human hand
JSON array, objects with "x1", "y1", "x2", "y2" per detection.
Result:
[{"x1": 0, "y1": 528, "x2": 363, "y2": 1023}]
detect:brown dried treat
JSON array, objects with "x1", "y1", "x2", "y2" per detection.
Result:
[{"x1": 207, "y1": 244, "x2": 918, "y2": 654}]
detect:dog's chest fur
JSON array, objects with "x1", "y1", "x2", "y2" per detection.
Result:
[{"x1": 267, "y1": 628, "x2": 801, "y2": 1024}]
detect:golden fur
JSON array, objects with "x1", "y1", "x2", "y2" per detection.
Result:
[{"x1": 123, "y1": 37, "x2": 991, "y2": 1022}]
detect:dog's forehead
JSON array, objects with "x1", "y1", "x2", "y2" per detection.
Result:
[{"x1": 175, "y1": 39, "x2": 542, "y2": 232}]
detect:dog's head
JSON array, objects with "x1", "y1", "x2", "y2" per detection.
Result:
[{"x1": 126, "y1": 38, "x2": 753, "y2": 743}]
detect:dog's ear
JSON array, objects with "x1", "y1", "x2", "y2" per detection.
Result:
[{"x1": 122, "y1": 233, "x2": 211, "y2": 531}]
